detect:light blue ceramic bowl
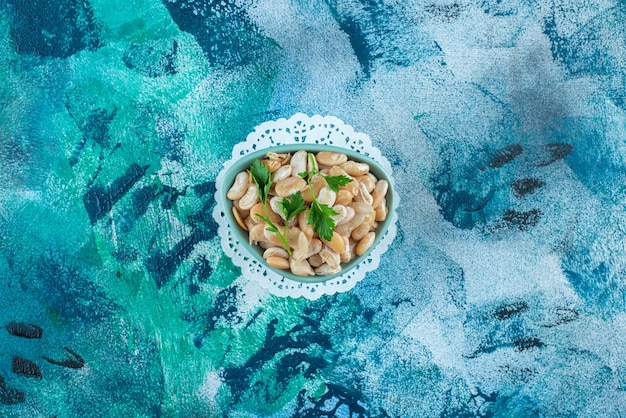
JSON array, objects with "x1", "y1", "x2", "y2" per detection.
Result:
[{"x1": 220, "y1": 144, "x2": 395, "y2": 283}]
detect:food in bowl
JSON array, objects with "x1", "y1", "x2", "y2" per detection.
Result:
[{"x1": 226, "y1": 150, "x2": 389, "y2": 277}]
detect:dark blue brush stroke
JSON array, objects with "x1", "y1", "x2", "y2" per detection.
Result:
[
  {"x1": 0, "y1": 376, "x2": 25, "y2": 405},
  {"x1": 131, "y1": 185, "x2": 160, "y2": 219},
  {"x1": 6, "y1": 0, "x2": 100, "y2": 58},
  {"x1": 162, "y1": 0, "x2": 270, "y2": 68},
  {"x1": 70, "y1": 108, "x2": 117, "y2": 165},
  {"x1": 221, "y1": 317, "x2": 332, "y2": 404},
  {"x1": 145, "y1": 227, "x2": 214, "y2": 289},
  {"x1": 123, "y1": 39, "x2": 178, "y2": 77},
  {"x1": 542, "y1": 6, "x2": 626, "y2": 109},
  {"x1": 191, "y1": 286, "x2": 242, "y2": 347},
  {"x1": 294, "y1": 383, "x2": 382, "y2": 418},
  {"x1": 193, "y1": 180, "x2": 216, "y2": 197},
  {"x1": 83, "y1": 163, "x2": 150, "y2": 224},
  {"x1": 332, "y1": 14, "x2": 375, "y2": 77},
  {"x1": 5, "y1": 322, "x2": 43, "y2": 339},
  {"x1": 35, "y1": 251, "x2": 119, "y2": 323},
  {"x1": 325, "y1": 0, "x2": 441, "y2": 77}
]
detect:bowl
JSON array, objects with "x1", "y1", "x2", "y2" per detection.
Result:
[{"x1": 220, "y1": 144, "x2": 396, "y2": 283}]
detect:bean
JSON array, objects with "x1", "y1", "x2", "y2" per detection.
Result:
[
  {"x1": 244, "y1": 216, "x2": 255, "y2": 232},
  {"x1": 317, "y1": 187, "x2": 336, "y2": 206},
  {"x1": 340, "y1": 235, "x2": 351, "y2": 263},
  {"x1": 303, "y1": 239, "x2": 323, "y2": 260},
  {"x1": 356, "y1": 181, "x2": 373, "y2": 205},
  {"x1": 290, "y1": 257, "x2": 314, "y2": 276},
  {"x1": 341, "y1": 161, "x2": 369, "y2": 176},
  {"x1": 269, "y1": 196, "x2": 287, "y2": 221},
  {"x1": 375, "y1": 200, "x2": 388, "y2": 221},
  {"x1": 319, "y1": 245, "x2": 341, "y2": 269},
  {"x1": 335, "y1": 222, "x2": 357, "y2": 237},
  {"x1": 344, "y1": 178, "x2": 360, "y2": 195},
  {"x1": 249, "y1": 223, "x2": 267, "y2": 244},
  {"x1": 272, "y1": 165, "x2": 292, "y2": 182},
  {"x1": 267, "y1": 256, "x2": 290, "y2": 270},
  {"x1": 298, "y1": 209, "x2": 314, "y2": 238},
  {"x1": 232, "y1": 207, "x2": 247, "y2": 231},
  {"x1": 342, "y1": 206, "x2": 355, "y2": 225},
  {"x1": 332, "y1": 204, "x2": 355, "y2": 225},
  {"x1": 328, "y1": 166, "x2": 349, "y2": 177},
  {"x1": 307, "y1": 153, "x2": 318, "y2": 172},
  {"x1": 371, "y1": 180, "x2": 388, "y2": 209},
  {"x1": 251, "y1": 202, "x2": 281, "y2": 225},
  {"x1": 331, "y1": 204, "x2": 349, "y2": 225},
  {"x1": 291, "y1": 150, "x2": 307, "y2": 177},
  {"x1": 349, "y1": 238, "x2": 358, "y2": 259},
  {"x1": 290, "y1": 230, "x2": 310, "y2": 262},
  {"x1": 267, "y1": 152, "x2": 290, "y2": 164},
  {"x1": 356, "y1": 232, "x2": 375, "y2": 256},
  {"x1": 275, "y1": 176, "x2": 307, "y2": 197},
  {"x1": 239, "y1": 184, "x2": 259, "y2": 210},
  {"x1": 263, "y1": 247, "x2": 289, "y2": 260},
  {"x1": 315, "y1": 263, "x2": 341, "y2": 275},
  {"x1": 262, "y1": 159, "x2": 281, "y2": 173},
  {"x1": 227, "y1": 171, "x2": 250, "y2": 200},
  {"x1": 287, "y1": 226, "x2": 303, "y2": 243},
  {"x1": 365, "y1": 172, "x2": 378, "y2": 184},
  {"x1": 311, "y1": 174, "x2": 327, "y2": 196},
  {"x1": 363, "y1": 211, "x2": 376, "y2": 228},
  {"x1": 301, "y1": 187, "x2": 313, "y2": 203},
  {"x1": 349, "y1": 203, "x2": 374, "y2": 225},
  {"x1": 335, "y1": 190, "x2": 354, "y2": 206},
  {"x1": 259, "y1": 240, "x2": 279, "y2": 250},
  {"x1": 316, "y1": 151, "x2": 348, "y2": 166},
  {"x1": 321, "y1": 231, "x2": 345, "y2": 254},
  {"x1": 308, "y1": 253, "x2": 324, "y2": 268},
  {"x1": 237, "y1": 206, "x2": 250, "y2": 219},
  {"x1": 351, "y1": 223, "x2": 371, "y2": 241},
  {"x1": 264, "y1": 228, "x2": 284, "y2": 246},
  {"x1": 357, "y1": 175, "x2": 376, "y2": 193},
  {"x1": 349, "y1": 202, "x2": 374, "y2": 215}
]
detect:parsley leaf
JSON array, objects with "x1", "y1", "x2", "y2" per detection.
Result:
[
  {"x1": 308, "y1": 201, "x2": 338, "y2": 241},
  {"x1": 249, "y1": 159, "x2": 291, "y2": 254},
  {"x1": 324, "y1": 175, "x2": 353, "y2": 192},
  {"x1": 249, "y1": 160, "x2": 271, "y2": 204},
  {"x1": 265, "y1": 224, "x2": 279, "y2": 234},
  {"x1": 278, "y1": 191, "x2": 307, "y2": 222}
]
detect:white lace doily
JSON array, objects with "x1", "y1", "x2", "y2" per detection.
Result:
[{"x1": 213, "y1": 113, "x2": 399, "y2": 299}]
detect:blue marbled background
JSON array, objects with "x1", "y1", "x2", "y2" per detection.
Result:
[{"x1": 1, "y1": 0, "x2": 625, "y2": 416}]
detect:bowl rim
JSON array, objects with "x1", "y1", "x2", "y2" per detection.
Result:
[{"x1": 219, "y1": 143, "x2": 396, "y2": 283}]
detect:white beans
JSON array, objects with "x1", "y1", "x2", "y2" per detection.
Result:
[
  {"x1": 267, "y1": 256, "x2": 290, "y2": 269},
  {"x1": 290, "y1": 151, "x2": 307, "y2": 177},
  {"x1": 227, "y1": 171, "x2": 250, "y2": 200},
  {"x1": 356, "y1": 181, "x2": 373, "y2": 205},
  {"x1": 238, "y1": 184, "x2": 259, "y2": 210},
  {"x1": 371, "y1": 180, "x2": 388, "y2": 209},
  {"x1": 226, "y1": 150, "x2": 389, "y2": 276},
  {"x1": 272, "y1": 165, "x2": 292, "y2": 182},
  {"x1": 263, "y1": 247, "x2": 289, "y2": 260},
  {"x1": 317, "y1": 187, "x2": 336, "y2": 206},
  {"x1": 290, "y1": 257, "x2": 315, "y2": 276},
  {"x1": 341, "y1": 161, "x2": 369, "y2": 176},
  {"x1": 356, "y1": 232, "x2": 375, "y2": 256},
  {"x1": 316, "y1": 152, "x2": 348, "y2": 166},
  {"x1": 275, "y1": 176, "x2": 307, "y2": 197}
]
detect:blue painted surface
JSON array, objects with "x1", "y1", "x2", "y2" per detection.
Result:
[{"x1": 1, "y1": 0, "x2": 626, "y2": 416}]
